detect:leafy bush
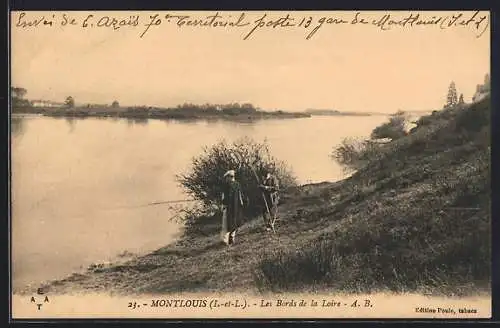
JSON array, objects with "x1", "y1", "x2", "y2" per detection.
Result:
[
  {"x1": 331, "y1": 137, "x2": 383, "y2": 171},
  {"x1": 370, "y1": 110, "x2": 408, "y2": 140},
  {"x1": 332, "y1": 111, "x2": 413, "y2": 171},
  {"x1": 177, "y1": 137, "x2": 297, "y2": 218}
]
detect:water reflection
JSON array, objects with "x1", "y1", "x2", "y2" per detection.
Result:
[
  {"x1": 163, "y1": 117, "x2": 259, "y2": 132},
  {"x1": 11, "y1": 116, "x2": 24, "y2": 137},
  {"x1": 126, "y1": 118, "x2": 149, "y2": 126},
  {"x1": 65, "y1": 117, "x2": 77, "y2": 133}
]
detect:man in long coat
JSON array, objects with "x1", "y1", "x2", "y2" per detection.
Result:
[{"x1": 221, "y1": 169, "x2": 244, "y2": 245}]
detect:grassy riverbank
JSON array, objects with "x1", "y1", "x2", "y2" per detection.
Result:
[{"x1": 19, "y1": 96, "x2": 490, "y2": 297}]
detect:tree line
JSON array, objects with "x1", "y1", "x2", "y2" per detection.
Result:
[
  {"x1": 10, "y1": 87, "x2": 30, "y2": 107},
  {"x1": 10, "y1": 87, "x2": 261, "y2": 115},
  {"x1": 10, "y1": 87, "x2": 121, "y2": 109}
]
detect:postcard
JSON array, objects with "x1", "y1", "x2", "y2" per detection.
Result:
[{"x1": 10, "y1": 10, "x2": 491, "y2": 319}]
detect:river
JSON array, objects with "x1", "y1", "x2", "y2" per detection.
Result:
[{"x1": 10, "y1": 113, "x2": 389, "y2": 290}]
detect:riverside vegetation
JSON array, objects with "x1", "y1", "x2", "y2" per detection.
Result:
[{"x1": 24, "y1": 96, "x2": 490, "y2": 297}]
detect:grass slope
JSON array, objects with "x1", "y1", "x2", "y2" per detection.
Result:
[{"x1": 29, "y1": 97, "x2": 490, "y2": 297}]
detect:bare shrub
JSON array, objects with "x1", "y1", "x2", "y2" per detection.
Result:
[{"x1": 177, "y1": 137, "x2": 297, "y2": 219}]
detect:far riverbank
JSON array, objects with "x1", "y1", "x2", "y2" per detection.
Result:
[{"x1": 12, "y1": 106, "x2": 312, "y2": 121}]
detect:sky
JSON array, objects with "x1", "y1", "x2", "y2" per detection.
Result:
[{"x1": 11, "y1": 10, "x2": 490, "y2": 113}]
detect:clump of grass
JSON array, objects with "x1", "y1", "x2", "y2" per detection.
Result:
[
  {"x1": 331, "y1": 111, "x2": 412, "y2": 172},
  {"x1": 370, "y1": 110, "x2": 409, "y2": 140},
  {"x1": 331, "y1": 137, "x2": 387, "y2": 172}
]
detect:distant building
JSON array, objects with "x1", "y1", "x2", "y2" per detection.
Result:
[
  {"x1": 472, "y1": 90, "x2": 489, "y2": 103},
  {"x1": 472, "y1": 74, "x2": 490, "y2": 103},
  {"x1": 31, "y1": 100, "x2": 65, "y2": 107}
]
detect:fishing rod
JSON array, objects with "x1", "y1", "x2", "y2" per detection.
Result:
[
  {"x1": 104, "y1": 198, "x2": 199, "y2": 211},
  {"x1": 146, "y1": 199, "x2": 198, "y2": 207}
]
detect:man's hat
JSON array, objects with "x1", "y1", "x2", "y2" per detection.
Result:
[{"x1": 223, "y1": 169, "x2": 235, "y2": 178}]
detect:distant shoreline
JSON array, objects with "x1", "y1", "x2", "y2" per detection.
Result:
[
  {"x1": 11, "y1": 106, "x2": 392, "y2": 121},
  {"x1": 12, "y1": 106, "x2": 312, "y2": 121},
  {"x1": 305, "y1": 109, "x2": 431, "y2": 117},
  {"x1": 307, "y1": 112, "x2": 375, "y2": 117}
]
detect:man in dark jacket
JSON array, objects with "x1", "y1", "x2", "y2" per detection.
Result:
[
  {"x1": 260, "y1": 171, "x2": 280, "y2": 232},
  {"x1": 221, "y1": 169, "x2": 244, "y2": 245}
]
